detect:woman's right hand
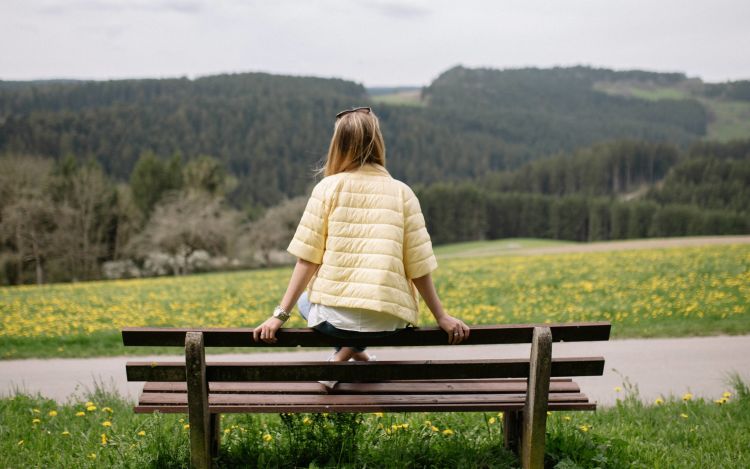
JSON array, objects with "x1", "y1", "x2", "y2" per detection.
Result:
[{"x1": 437, "y1": 314, "x2": 470, "y2": 345}]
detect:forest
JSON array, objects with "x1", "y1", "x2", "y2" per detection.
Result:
[{"x1": 0, "y1": 66, "x2": 748, "y2": 285}]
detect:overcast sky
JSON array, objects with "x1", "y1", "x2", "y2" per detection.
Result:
[{"x1": 2, "y1": 0, "x2": 749, "y2": 86}]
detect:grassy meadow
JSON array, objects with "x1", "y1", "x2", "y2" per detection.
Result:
[
  {"x1": 1, "y1": 378, "x2": 748, "y2": 468},
  {"x1": 1, "y1": 240, "x2": 748, "y2": 359}
]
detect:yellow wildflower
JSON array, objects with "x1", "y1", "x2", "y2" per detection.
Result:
[
  {"x1": 88, "y1": 453, "x2": 97, "y2": 460},
  {"x1": 563, "y1": 416, "x2": 571, "y2": 421},
  {"x1": 430, "y1": 425, "x2": 439, "y2": 432},
  {"x1": 302, "y1": 417, "x2": 312, "y2": 425},
  {"x1": 32, "y1": 418, "x2": 41, "y2": 424},
  {"x1": 178, "y1": 418, "x2": 185, "y2": 423},
  {"x1": 32, "y1": 409, "x2": 40, "y2": 414},
  {"x1": 373, "y1": 412, "x2": 383, "y2": 418},
  {"x1": 722, "y1": 391, "x2": 732, "y2": 399},
  {"x1": 579, "y1": 425, "x2": 590, "y2": 432},
  {"x1": 137, "y1": 431, "x2": 146, "y2": 436},
  {"x1": 614, "y1": 386, "x2": 622, "y2": 392},
  {"x1": 488, "y1": 417, "x2": 496, "y2": 424},
  {"x1": 183, "y1": 424, "x2": 190, "y2": 430},
  {"x1": 62, "y1": 431, "x2": 70, "y2": 436},
  {"x1": 101, "y1": 433, "x2": 107, "y2": 445},
  {"x1": 17, "y1": 440, "x2": 24, "y2": 445},
  {"x1": 48, "y1": 410, "x2": 58, "y2": 417},
  {"x1": 442, "y1": 429, "x2": 454, "y2": 436},
  {"x1": 102, "y1": 421, "x2": 112, "y2": 427},
  {"x1": 87, "y1": 405, "x2": 97, "y2": 412},
  {"x1": 682, "y1": 393, "x2": 693, "y2": 402},
  {"x1": 680, "y1": 413, "x2": 689, "y2": 419},
  {"x1": 263, "y1": 433, "x2": 273, "y2": 442},
  {"x1": 654, "y1": 398, "x2": 664, "y2": 405},
  {"x1": 85, "y1": 401, "x2": 94, "y2": 407},
  {"x1": 102, "y1": 407, "x2": 113, "y2": 413},
  {"x1": 76, "y1": 411, "x2": 86, "y2": 417},
  {"x1": 714, "y1": 399, "x2": 725, "y2": 405}
]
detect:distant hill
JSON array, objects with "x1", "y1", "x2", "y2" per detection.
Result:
[{"x1": 1, "y1": 66, "x2": 749, "y2": 208}]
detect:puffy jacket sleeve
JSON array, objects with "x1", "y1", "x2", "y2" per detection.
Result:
[
  {"x1": 287, "y1": 180, "x2": 329, "y2": 264},
  {"x1": 403, "y1": 186, "x2": 438, "y2": 279}
]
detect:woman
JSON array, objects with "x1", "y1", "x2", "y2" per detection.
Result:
[{"x1": 253, "y1": 107, "x2": 470, "y2": 362}]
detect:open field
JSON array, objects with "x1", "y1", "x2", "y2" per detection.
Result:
[
  {"x1": 1, "y1": 239, "x2": 748, "y2": 359},
  {"x1": 1, "y1": 378, "x2": 747, "y2": 468}
]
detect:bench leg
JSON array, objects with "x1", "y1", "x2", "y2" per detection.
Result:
[
  {"x1": 521, "y1": 327, "x2": 552, "y2": 469},
  {"x1": 186, "y1": 332, "x2": 212, "y2": 469},
  {"x1": 210, "y1": 414, "x2": 221, "y2": 459},
  {"x1": 503, "y1": 410, "x2": 522, "y2": 453}
]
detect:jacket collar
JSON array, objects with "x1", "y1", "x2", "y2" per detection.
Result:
[{"x1": 354, "y1": 163, "x2": 390, "y2": 177}]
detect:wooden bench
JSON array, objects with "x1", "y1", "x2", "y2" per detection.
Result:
[{"x1": 123, "y1": 322, "x2": 610, "y2": 469}]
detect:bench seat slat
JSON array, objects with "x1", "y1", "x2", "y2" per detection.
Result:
[
  {"x1": 122, "y1": 323, "x2": 611, "y2": 347},
  {"x1": 134, "y1": 401, "x2": 597, "y2": 414},
  {"x1": 126, "y1": 357, "x2": 605, "y2": 382},
  {"x1": 139, "y1": 391, "x2": 590, "y2": 406},
  {"x1": 143, "y1": 379, "x2": 581, "y2": 395}
]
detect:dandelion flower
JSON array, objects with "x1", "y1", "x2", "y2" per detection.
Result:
[
  {"x1": 654, "y1": 398, "x2": 664, "y2": 405},
  {"x1": 87, "y1": 405, "x2": 97, "y2": 412},
  {"x1": 442, "y1": 429, "x2": 454, "y2": 436},
  {"x1": 488, "y1": 417, "x2": 496, "y2": 424},
  {"x1": 102, "y1": 421, "x2": 112, "y2": 427},
  {"x1": 302, "y1": 417, "x2": 312, "y2": 425},
  {"x1": 563, "y1": 416, "x2": 571, "y2": 421},
  {"x1": 680, "y1": 413, "x2": 689, "y2": 419},
  {"x1": 373, "y1": 412, "x2": 383, "y2": 418},
  {"x1": 102, "y1": 407, "x2": 113, "y2": 413},
  {"x1": 137, "y1": 431, "x2": 146, "y2": 437},
  {"x1": 722, "y1": 391, "x2": 732, "y2": 399},
  {"x1": 32, "y1": 409, "x2": 40, "y2": 414},
  {"x1": 183, "y1": 424, "x2": 190, "y2": 430},
  {"x1": 101, "y1": 433, "x2": 108, "y2": 445},
  {"x1": 75, "y1": 411, "x2": 86, "y2": 417},
  {"x1": 17, "y1": 440, "x2": 24, "y2": 445},
  {"x1": 32, "y1": 418, "x2": 41, "y2": 424},
  {"x1": 88, "y1": 453, "x2": 97, "y2": 460},
  {"x1": 579, "y1": 425, "x2": 590, "y2": 432},
  {"x1": 431, "y1": 426, "x2": 439, "y2": 432},
  {"x1": 85, "y1": 401, "x2": 94, "y2": 407},
  {"x1": 682, "y1": 393, "x2": 693, "y2": 402},
  {"x1": 263, "y1": 433, "x2": 273, "y2": 442},
  {"x1": 714, "y1": 399, "x2": 725, "y2": 405},
  {"x1": 48, "y1": 410, "x2": 58, "y2": 417},
  {"x1": 62, "y1": 431, "x2": 70, "y2": 436},
  {"x1": 614, "y1": 386, "x2": 622, "y2": 392}
]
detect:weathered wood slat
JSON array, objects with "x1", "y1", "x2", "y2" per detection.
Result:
[
  {"x1": 122, "y1": 322, "x2": 611, "y2": 347},
  {"x1": 139, "y1": 391, "x2": 590, "y2": 406},
  {"x1": 134, "y1": 401, "x2": 597, "y2": 414},
  {"x1": 126, "y1": 357, "x2": 605, "y2": 382},
  {"x1": 142, "y1": 379, "x2": 581, "y2": 395}
]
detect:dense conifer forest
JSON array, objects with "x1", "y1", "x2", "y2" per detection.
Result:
[{"x1": 0, "y1": 66, "x2": 748, "y2": 284}]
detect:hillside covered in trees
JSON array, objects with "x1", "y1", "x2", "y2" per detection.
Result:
[{"x1": 1, "y1": 66, "x2": 748, "y2": 284}]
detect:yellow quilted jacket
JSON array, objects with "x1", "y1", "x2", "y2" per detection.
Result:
[{"x1": 287, "y1": 163, "x2": 437, "y2": 325}]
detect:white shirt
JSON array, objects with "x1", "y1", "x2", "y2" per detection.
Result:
[{"x1": 307, "y1": 303, "x2": 408, "y2": 332}]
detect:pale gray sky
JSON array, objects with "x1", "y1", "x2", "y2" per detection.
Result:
[{"x1": 1, "y1": 0, "x2": 749, "y2": 86}]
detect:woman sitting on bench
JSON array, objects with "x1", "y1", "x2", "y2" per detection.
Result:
[{"x1": 252, "y1": 106, "x2": 470, "y2": 362}]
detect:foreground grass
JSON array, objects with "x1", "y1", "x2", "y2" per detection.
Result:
[
  {"x1": 1, "y1": 242, "x2": 748, "y2": 359},
  {"x1": 2, "y1": 379, "x2": 748, "y2": 468}
]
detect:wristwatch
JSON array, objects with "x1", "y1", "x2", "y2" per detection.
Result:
[{"x1": 272, "y1": 305, "x2": 291, "y2": 323}]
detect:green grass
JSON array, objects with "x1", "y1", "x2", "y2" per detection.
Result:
[
  {"x1": 2, "y1": 378, "x2": 748, "y2": 468},
  {"x1": 433, "y1": 238, "x2": 573, "y2": 259},
  {"x1": 370, "y1": 89, "x2": 425, "y2": 107},
  {"x1": 1, "y1": 242, "x2": 748, "y2": 359}
]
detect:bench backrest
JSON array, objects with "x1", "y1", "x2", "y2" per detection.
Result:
[{"x1": 123, "y1": 322, "x2": 610, "y2": 383}]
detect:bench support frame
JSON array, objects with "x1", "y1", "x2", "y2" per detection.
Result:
[
  {"x1": 521, "y1": 326, "x2": 552, "y2": 469},
  {"x1": 186, "y1": 331, "x2": 215, "y2": 469}
]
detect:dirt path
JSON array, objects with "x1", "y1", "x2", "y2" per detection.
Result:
[
  {"x1": 442, "y1": 235, "x2": 750, "y2": 259},
  {"x1": 2, "y1": 335, "x2": 748, "y2": 406}
]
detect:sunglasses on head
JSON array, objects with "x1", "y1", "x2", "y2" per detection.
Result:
[{"x1": 336, "y1": 106, "x2": 372, "y2": 119}]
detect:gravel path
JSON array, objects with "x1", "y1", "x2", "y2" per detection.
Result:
[{"x1": 2, "y1": 335, "x2": 748, "y2": 406}]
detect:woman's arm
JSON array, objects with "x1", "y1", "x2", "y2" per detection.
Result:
[
  {"x1": 412, "y1": 273, "x2": 470, "y2": 344},
  {"x1": 253, "y1": 258, "x2": 320, "y2": 343}
]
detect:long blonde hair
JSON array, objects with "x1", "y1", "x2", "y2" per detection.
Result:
[{"x1": 321, "y1": 109, "x2": 386, "y2": 177}]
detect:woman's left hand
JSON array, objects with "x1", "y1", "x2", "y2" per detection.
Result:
[{"x1": 253, "y1": 317, "x2": 284, "y2": 343}]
